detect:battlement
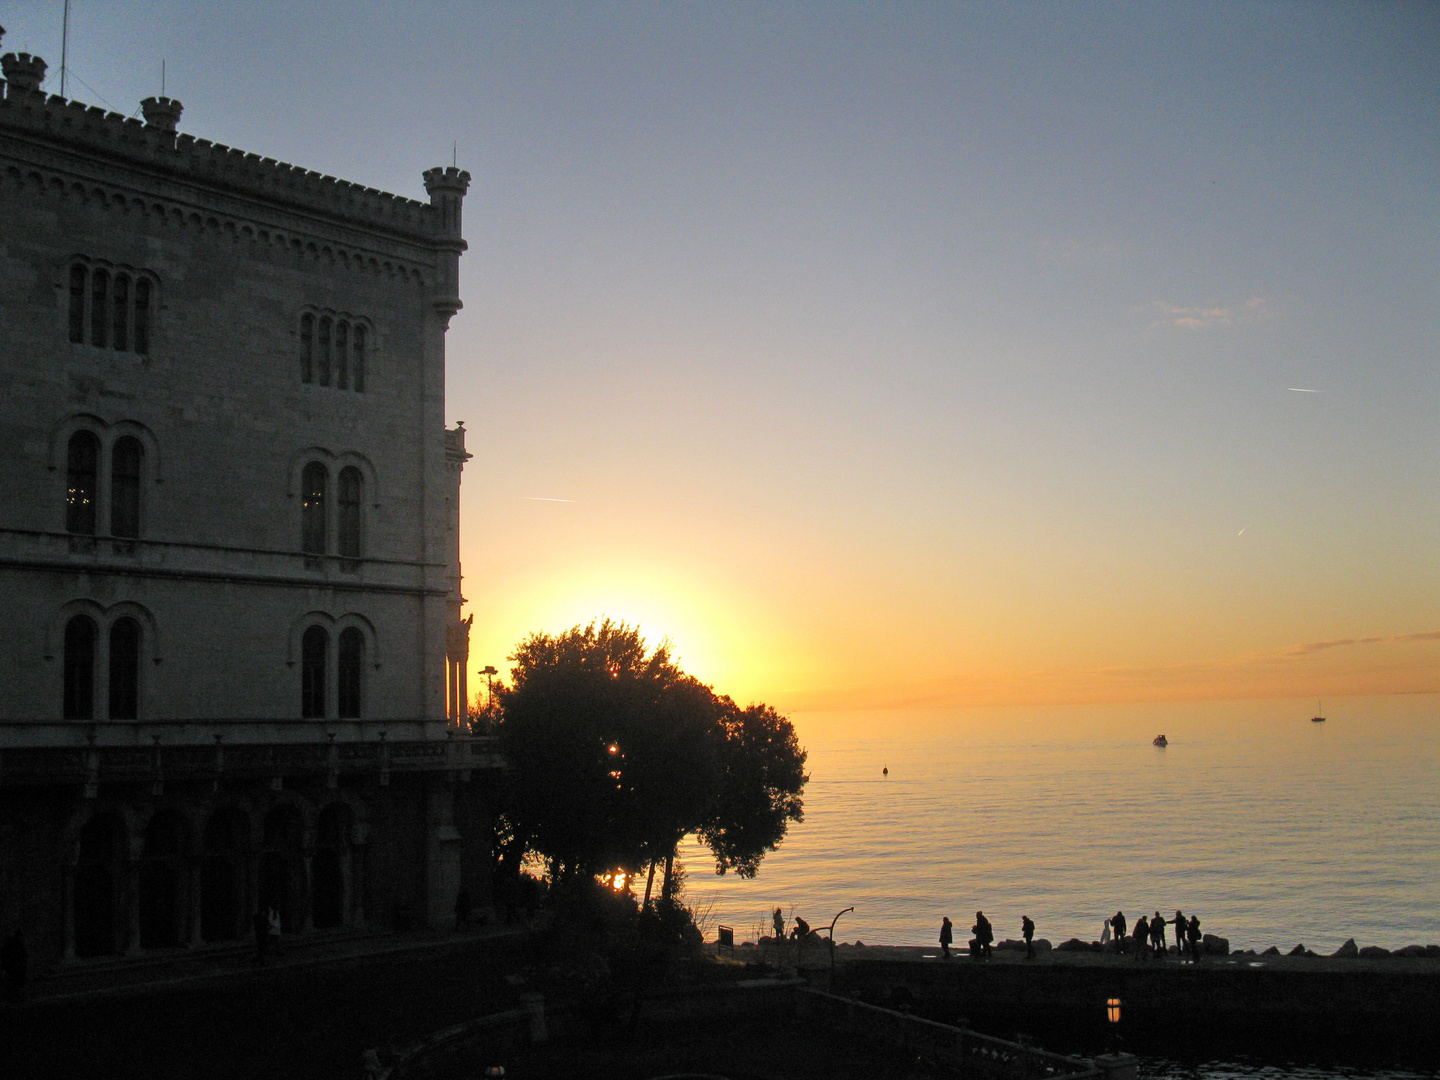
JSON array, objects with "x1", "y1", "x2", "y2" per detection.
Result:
[{"x1": 0, "y1": 67, "x2": 455, "y2": 241}]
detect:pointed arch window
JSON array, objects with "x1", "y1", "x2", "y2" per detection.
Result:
[
  {"x1": 66, "y1": 431, "x2": 100, "y2": 535},
  {"x1": 337, "y1": 627, "x2": 363, "y2": 719},
  {"x1": 90, "y1": 269, "x2": 109, "y2": 348},
  {"x1": 352, "y1": 324, "x2": 366, "y2": 392},
  {"x1": 68, "y1": 262, "x2": 155, "y2": 353},
  {"x1": 301, "y1": 463, "x2": 328, "y2": 555},
  {"x1": 64, "y1": 614, "x2": 98, "y2": 720},
  {"x1": 298, "y1": 311, "x2": 368, "y2": 393},
  {"x1": 335, "y1": 321, "x2": 349, "y2": 389},
  {"x1": 133, "y1": 278, "x2": 151, "y2": 354},
  {"x1": 112, "y1": 273, "x2": 130, "y2": 351},
  {"x1": 69, "y1": 265, "x2": 87, "y2": 343},
  {"x1": 302, "y1": 625, "x2": 328, "y2": 718},
  {"x1": 109, "y1": 617, "x2": 141, "y2": 720}
]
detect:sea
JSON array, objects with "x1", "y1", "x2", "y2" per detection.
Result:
[{"x1": 678, "y1": 693, "x2": 1440, "y2": 956}]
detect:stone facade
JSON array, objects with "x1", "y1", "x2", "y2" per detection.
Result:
[{"x1": 0, "y1": 31, "x2": 496, "y2": 969}]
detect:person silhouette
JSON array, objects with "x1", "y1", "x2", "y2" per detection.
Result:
[
  {"x1": 1187, "y1": 914, "x2": 1202, "y2": 963},
  {"x1": 1111, "y1": 911, "x2": 1127, "y2": 955},
  {"x1": 1133, "y1": 913, "x2": 1150, "y2": 960},
  {"x1": 1021, "y1": 915, "x2": 1036, "y2": 959},
  {"x1": 973, "y1": 911, "x2": 993, "y2": 959},
  {"x1": 1173, "y1": 910, "x2": 1186, "y2": 958},
  {"x1": 1151, "y1": 911, "x2": 1166, "y2": 958},
  {"x1": 939, "y1": 916, "x2": 953, "y2": 960}
]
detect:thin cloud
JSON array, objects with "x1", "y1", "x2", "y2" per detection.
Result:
[
  {"x1": 1280, "y1": 630, "x2": 1440, "y2": 657},
  {"x1": 524, "y1": 496, "x2": 574, "y2": 502},
  {"x1": 1152, "y1": 295, "x2": 1270, "y2": 330}
]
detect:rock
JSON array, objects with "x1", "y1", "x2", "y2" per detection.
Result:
[
  {"x1": 853, "y1": 940, "x2": 865, "y2": 948},
  {"x1": 1033, "y1": 938, "x2": 1052, "y2": 953},
  {"x1": 1055, "y1": 938, "x2": 1091, "y2": 952},
  {"x1": 1286, "y1": 944, "x2": 1306, "y2": 956},
  {"x1": 1394, "y1": 944, "x2": 1427, "y2": 957},
  {"x1": 1202, "y1": 933, "x2": 1229, "y2": 955},
  {"x1": 1358, "y1": 946, "x2": 1391, "y2": 959},
  {"x1": 996, "y1": 938, "x2": 1025, "y2": 951},
  {"x1": 1332, "y1": 938, "x2": 1359, "y2": 958},
  {"x1": 1425, "y1": 945, "x2": 1440, "y2": 958}
]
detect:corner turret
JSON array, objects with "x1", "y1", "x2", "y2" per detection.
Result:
[
  {"x1": 422, "y1": 166, "x2": 471, "y2": 323},
  {"x1": 1, "y1": 49, "x2": 47, "y2": 96},
  {"x1": 140, "y1": 95, "x2": 183, "y2": 132}
]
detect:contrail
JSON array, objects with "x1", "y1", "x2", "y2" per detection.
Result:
[
  {"x1": 1238, "y1": 526, "x2": 1247, "y2": 536},
  {"x1": 524, "y1": 497, "x2": 574, "y2": 502},
  {"x1": 1288, "y1": 387, "x2": 1322, "y2": 393}
]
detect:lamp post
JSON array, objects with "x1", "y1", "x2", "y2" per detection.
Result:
[
  {"x1": 479, "y1": 665, "x2": 498, "y2": 708},
  {"x1": 826, "y1": 906, "x2": 854, "y2": 972},
  {"x1": 1106, "y1": 996, "x2": 1121, "y2": 1052}
]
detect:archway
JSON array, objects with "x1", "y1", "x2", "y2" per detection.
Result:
[
  {"x1": 138, "y1": 810, "x2": 186, "y2": 948},
  {"x1": 74, "y1": 814, "x2": 127, "y2": 957},
  {"x1": 200, "y1": 808, "x2": 248, "y2": 942},
  {"x1": 259, "y1": 804, "x2": 307, "y2": 934},
  {"x1": 312, "y1": 802, "x2": 354, "y2": 929}
]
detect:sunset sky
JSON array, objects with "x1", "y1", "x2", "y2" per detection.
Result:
[{"x1": 21, "y1": 1, "x2": 1438, "y2": 711}]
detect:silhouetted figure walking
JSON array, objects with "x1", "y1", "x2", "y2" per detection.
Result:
[
  {"x1": 939, "y1": 916, "x2": 953, "y2": 960},
  {"x1": 1110, "y1": 911, "x2": 1126, "y2": 955},
  {"x1": 1187, "y1": 915, "x2": 1202, "y2": 963},
  {"x1": 972, "y1": 911, "x2": 993, "y2": 959},
  {"x1": 1150, "y1": 911, "x2": 1166, "y2": 958},
  {"x1": 1021, "y1": 915, "x2": 1036, "y2": 959}
]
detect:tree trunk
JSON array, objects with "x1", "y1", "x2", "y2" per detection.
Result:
[{"x1": 642, "y1": 859, "x2": 657, "y2": 910}]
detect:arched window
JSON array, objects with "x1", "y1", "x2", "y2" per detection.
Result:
[
  {"x1": 109, "y1": 617, "x2": 141, "y2": 720},
  {"x1": 133, "y1": 278, "x2": 151, "y2": 354},
  {"x1": 69, "y1": 265, "x2": 86, "y2": 343},
  {"x1": 90, "y1": 269, "x2": 109, "y2": 348},
  {"x1": 302, "y1": 625, "x2": 327, "y2": 718},
  {"x1": 301, "y1": 463, "x2": 327, "y2": 554},
  {"x1": 66, "y1": 431, "x2": 100, "y2": 535},
  {"x1": 337, "y1": 627, "x2": 363, "y2": 719},
  {"x1": 335, "y1": 321, "x2": 349, "y2": 389},
  {"x1": 300, "y1": 313, "x2": 314, "y2": 384},
  {"x1": 260, "y1": 804, "x2": 307, "y2": 934},
  {"x1": 112, "y1": 273, "x2": 129, "y2": 351},
  {"x1": 318, "y1": 317, "x2": 332, "y2": 387},
  {"x1": 64, "y1": 614, "x2": 98, "y2": 720},
  {"x1": 111, "y1": 436, "x2": 143, "y2": 539},
  {"x1": 338, "y1": 467, "x2": 362, "y2": 558},
  {"x1": 352, "y1": 324, "x2": 366, "y2": 392}
]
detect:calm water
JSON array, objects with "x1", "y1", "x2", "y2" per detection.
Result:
[{"x1": 679, "y1": 694, "x2": 1440, "y2": 953}]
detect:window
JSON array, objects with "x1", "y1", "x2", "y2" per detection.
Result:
[
  {"x1": 68, "y1": 262, "x2": 156, "y2": 353},
  {"x1": 300, "y1": 314, "x2": 314, "y2": 384},
  {"x1": 134, "y1": 279, "x2": 151, "y2": 354},
  {"x1": 338, "y1": 467, "x2": 362, "y2": 558},
  {"x1": 318, "y1": 317, "x2": 332, "y2": 387},
  {"x1": 112, "y1": 273, "x2": 129, "y2": 351},
  {"x1": 301, "y1": 625, "x2": 327, "y2": 718},
  {"x1": 298, "y1": 310, "x2": 368, "y2": 392},
  {"x1": 335, "y1": 321, "x2": 349, "y2": 389},
  {"x1": 111, "y1": 436, "x2": 143, "y2": 539},
  {"x1": 66, "y1": 431, "x2": 100, "y2": 535},
  {"x1": 109, "y1": 618, "x2": 141, "y2": 720},
  {"x1": 352, "y1": 324, "x2": 366, "y2": 392},
  {"x1": 91, "y1": 269, "x2": 109, "y2": 348},
  {"x1": 337, "y1": 627, "x2": 363, "y2": 718},
  {"x1": 301, "y1": 463, "x2": 327, "y2": 554},
  {"x1": 64, "y1": 614, "x2": 97, "y2": 720},
  {"x1": 69, "y1": 265, "x2": 86, "y2": 343}
]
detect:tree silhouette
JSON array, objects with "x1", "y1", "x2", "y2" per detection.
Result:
[{"x1": 494, "y1": 619, "x2": 806, "y2": 893}]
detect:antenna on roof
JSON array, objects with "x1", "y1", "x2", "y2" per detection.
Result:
[
  {"x1": 60, "y1": 0, "x2": 70, "y2": 97},
  {"x1": 162, "y1": 58, "x2": 166, "y2": 97},
  {"x1": 452, "y1": 141, "x2": 457, "y2": 168}
]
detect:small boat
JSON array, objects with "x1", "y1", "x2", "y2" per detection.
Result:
[
  {"x1": 1153, "y1": 734, "x2": 1168, "y2": 747},
  {"x1": 1310, "y1": 700, "x2": 1326, "y2": 723}
]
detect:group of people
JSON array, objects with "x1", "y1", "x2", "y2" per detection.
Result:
[
  {"x1": 1103, "y1": 909, "x2": 1205, "y2": 961},
  {"x1": 938, "y1": 911, "x2": 1036, "y2": 960}
]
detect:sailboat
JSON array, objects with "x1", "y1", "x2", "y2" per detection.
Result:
[{"x1": 1310, "y1": 700, "x2": 1326, "y2": 723}]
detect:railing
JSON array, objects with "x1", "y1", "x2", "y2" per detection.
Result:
[{"x1": 798, "y1": 988, "x2": 1103, "y2": 1080}]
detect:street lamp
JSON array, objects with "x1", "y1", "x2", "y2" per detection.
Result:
[
  {"x1": 1106, "y1": 996, "x2": 1121, "y2": 1053},
  {"x1": 479, "y1": 665, "x2": 498, "y2": 708},
  {"x1": 826, "y1": 906, "x2": 854, "y2": 972}
]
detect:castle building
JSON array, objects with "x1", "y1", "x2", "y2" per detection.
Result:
[{"x1": 0, "y1": 30, "x2": 497, "y2": 969}]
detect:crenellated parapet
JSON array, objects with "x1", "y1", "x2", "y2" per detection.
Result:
[{"x1": 0, "y1": 65, "x2": 460, "y2": 245}]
